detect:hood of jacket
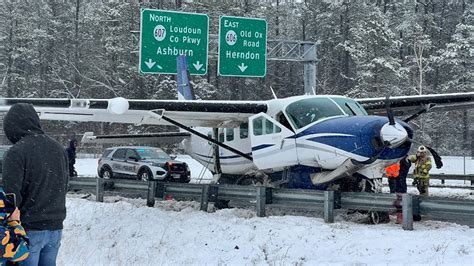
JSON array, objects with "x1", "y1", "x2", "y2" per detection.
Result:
[{"x1": 3, "y1": 103, "x2": 44, "y2": 144}]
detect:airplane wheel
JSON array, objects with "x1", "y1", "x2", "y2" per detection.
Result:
[
  {"x1": 368, "y1": 210, "x2": 390, "y2": 224},
  {"x1": 236, "y1": 176, "x2": 262, "y2": 186},
  {"x1": 214, "y1": 200, "x2": 230, "y2": 209}
]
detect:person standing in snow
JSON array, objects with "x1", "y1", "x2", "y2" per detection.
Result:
[
  {"x1": 409, "y1": 145, "x2": 432, "y2": 196},
  {"x1": 392, "y1": 155, "x2": 411, "y2": 224},
  {"x1": 385, "y1": 163, "x2": 400, "y2": 193},
  {"x1": 2, "y1": 103, "x2": 68, "y2": 266},
  {"x1": 66, "y1": 139, "x2": 78, "y2": 177}
]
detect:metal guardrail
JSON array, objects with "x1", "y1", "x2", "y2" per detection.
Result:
[
  {"x1": 428, "y1": 174, "x2": 474, "y2": 181},
  {"x1": 68, "y1": 178, "x2": 474, "y2": 230}
]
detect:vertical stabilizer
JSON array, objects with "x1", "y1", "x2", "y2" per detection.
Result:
[{"x1": 176, "y1": 55, "x2": 195, "y2": 100}]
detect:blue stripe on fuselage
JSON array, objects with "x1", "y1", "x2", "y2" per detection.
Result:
[{"x1": 289, "y1": 116, "x2": 412, "y2": 159}]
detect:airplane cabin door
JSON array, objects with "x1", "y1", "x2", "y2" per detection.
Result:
[{"x1": 249, "y1": 113, "x2": 298, "y2": 170}]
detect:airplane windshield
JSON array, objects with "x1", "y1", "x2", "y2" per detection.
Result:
[
  {"x1": 285, "y1": 98, "x2": 344, "y2": 129},
  {"x1": 331, "y1": 98, "x2": 368, "y2": 116},
  {"x1": 136, "y1": 149, "x2": 170, "y2": 160}
]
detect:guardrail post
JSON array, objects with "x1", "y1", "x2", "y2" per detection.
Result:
[
  {"x1": 156, "y1": 182, "x2": 165, "y2": 199},
  {"x1": 96, "y1": 178, "x2": 104, "y2": 202},
  {"x1": 200, "y1": 185, "x2": 210, "y2": 212},
  {"x1": 402, "y1": 194, "x2": 413, "y2": 230},
  {"x1": 147, "y1": 181, "x2": 157, "y2": 207},
  {"x1": 324, "y1": 191, "x2": 335, "y2": 223},
  {"x1": 256, "y1": 186, "x2": 266, "y2": 217}
]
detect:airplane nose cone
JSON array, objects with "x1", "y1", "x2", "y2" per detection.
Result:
[{"x1": 380, "y1": 122, "x2": 408, "y2": 148}]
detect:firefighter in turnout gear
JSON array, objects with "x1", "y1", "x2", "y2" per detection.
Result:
[{"x1": 408, "y1": 145, "x2": 432, "y2": 196}]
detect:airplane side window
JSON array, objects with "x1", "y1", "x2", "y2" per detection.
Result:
[
  {"x1": 240, "y1": 123, "x2": 248, "y2": 139},
  {"x1": 275, "y1": 125, "x2": 281, "y2": 133},
  {"x1": 226, "y1": 128, "x2": 234, "y2": 142},
  {"x1": 207, "y1": 131, "x2": 213, "y2": 145},
  {"x1": 218, "y1": 130, "x2": 225, "y2": 142},
  {"x1": 253, "y1": 117, "x2": 263, "y2": 136},
  {"x1": 264, "y1": 118, "x2": 274, "y2": 134}
]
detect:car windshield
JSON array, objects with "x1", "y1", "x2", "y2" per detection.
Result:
[
  {"x1": 135, "y1": 148, "x2": 170, "y2": 160},
  {"x1": 285, "y1": 98, "x2": 345, "y2": 129}
]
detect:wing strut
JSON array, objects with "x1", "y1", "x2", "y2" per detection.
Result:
[
  {"x1": 159, "y1": 114, "x2": 253, "y2": 161},
  {"x1": 212, "y1": 128, "x2": 222, "y2": 175}
]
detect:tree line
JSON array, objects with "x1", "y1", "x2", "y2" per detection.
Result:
[{"x1": 0, "y1": 0, "x2": 472, "y2": 155}]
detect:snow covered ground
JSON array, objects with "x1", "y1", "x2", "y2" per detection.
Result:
[
  {"x1": 58, "y1": 195, "x2": 474, "y2": 265},
  {"x1": 57, "y1": 158, "x2": 474, "y2": 265}
]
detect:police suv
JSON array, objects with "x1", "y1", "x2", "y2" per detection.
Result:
[{"x1": 97, "y1": 146, "x2": 191, "y2": 182}]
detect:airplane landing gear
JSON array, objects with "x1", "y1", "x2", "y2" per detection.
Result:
[{"x1": 336, "y1": 176, "x2": 390, "y2": 224}]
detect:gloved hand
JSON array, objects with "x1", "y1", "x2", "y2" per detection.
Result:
[{"x1": 412, "y1": 178, "x2": 419, "y2": 186}]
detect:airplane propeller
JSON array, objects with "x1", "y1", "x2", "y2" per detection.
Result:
[
  {"x1": 387, "y1": 97, "x2": 443, "y2": 169},
  {"x1": 384, "y1": 95, "x2": 395, "y2": 125},
  {"x1": 380, "y1": 95, "x2": 408, "y2": 148}
]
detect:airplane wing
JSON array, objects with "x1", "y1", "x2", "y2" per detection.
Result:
[
  {"x1": 81, "y1": 131, "x2": 191, "y2": 144},
  {"x1": 357, "y1": 92, "x2": 474, "y2": 116},
  {"x1": 0, "y1": 98, "x2": 268, "y2": 128}
]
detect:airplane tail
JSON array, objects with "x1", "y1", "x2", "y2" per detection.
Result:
[{"x1": 176, "y1": 55, "x2": 195, "y2": 101}]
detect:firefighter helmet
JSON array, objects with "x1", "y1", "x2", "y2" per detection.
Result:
[{"x1": 417, "y1": 145, "x2": 427, "y2": 153}]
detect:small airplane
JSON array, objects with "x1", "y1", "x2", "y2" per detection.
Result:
[{"x1": 0, "y1": 56, "x2": 473, "y2": 193}]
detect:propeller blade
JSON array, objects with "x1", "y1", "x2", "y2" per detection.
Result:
[{"x1": 385, "y1": 95, "x2": 395, "y2": 125}]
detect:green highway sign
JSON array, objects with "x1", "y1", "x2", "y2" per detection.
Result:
[
  {"x1": 139, "y1": 9, "x2": 209, "y2": 75},
  {"x1": 218, "y1": 16, "x2": 267, "y2": 77}
]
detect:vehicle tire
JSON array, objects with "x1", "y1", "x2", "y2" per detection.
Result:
[
  {"x1": 101, "y1": 167, "x2": 113, "y2": 180},
  {"x1": 138, "y1": 168, "x2": 153, "y2": 182}
]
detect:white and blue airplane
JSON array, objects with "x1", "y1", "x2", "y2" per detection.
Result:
[{"x1": 0, "y1": 57, "x2": 473, "y2": 192}]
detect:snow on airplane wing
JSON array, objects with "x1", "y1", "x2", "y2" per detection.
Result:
[
  {"x1": 0, "y1": 98, "x2": 268, "y2": 128},
  {"x1": 357, "y1": 91, "x2": 474, "y2": 116}
]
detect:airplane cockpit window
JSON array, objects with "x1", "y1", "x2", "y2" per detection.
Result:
[
  {"x1": 285, "y1": 98, "x2": 344, "y2": 129},
  {"x1": 276, "y1": 112, "x2": 293, "y2": 131},
  {"x1": 332, "y1": 98, "x2": 368, "y2": 116},
  {"x1": 225, "y1": 128, "x2": 234, "y2": 142},
  {"x1": 253, "y1": 117, "x2": 263, "y2": 136},
  {"x1": 240, "y1": 123, "x2": 249, "y2": 139}
]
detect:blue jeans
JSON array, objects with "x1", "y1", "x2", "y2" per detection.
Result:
[{"x1": 19, "y1": 230, "x2": 62, "y2": 266}]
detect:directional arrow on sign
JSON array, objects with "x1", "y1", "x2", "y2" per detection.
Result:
[
  {"x1": 238, "y1": 63, "x2": 248, "y2": 72},
  {"x1": 193, "y1": 61, "x2": 203, "y2": 71},
  {"x1": 145, "y1": 59, "x2": 156, "y2": 69}
]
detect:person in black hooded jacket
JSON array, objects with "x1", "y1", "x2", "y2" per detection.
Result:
[
  {"x1": 2, "y1": 103, "x2": 68, "y2": 266},
  {"x1": 66, "y1": 139, "x2": 78, "y2": 177}
]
